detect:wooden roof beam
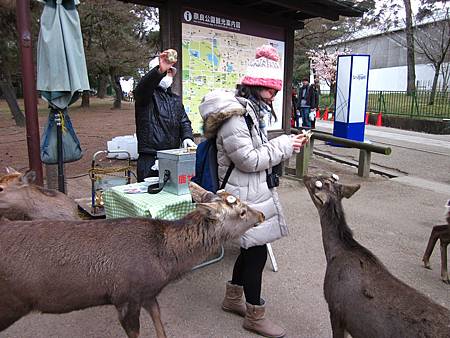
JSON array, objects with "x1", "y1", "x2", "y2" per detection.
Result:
[
  {"x1": 272, "y1": 8, "x2": 293, "y2": 15},
  {"x1": 240, "y1": 0, "x2": 263, "y2": 7},
  {"x1": 184, "y1": 0, "x2": 304, "y2": 29},
  {"x1": 261, "y1": 0, "x2": 340, "y2": 21},
  {"x1": 118, "y1": 0, "x2": 165, "y2": 7}
]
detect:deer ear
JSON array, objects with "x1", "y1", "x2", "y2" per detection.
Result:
[
  {"x1": 189, "y1": 182, "x2": 216, "y2": 203},
  {"x1": 195, "y1": 203, "x2": 220, "y2": 219},
  {"x1": 5, "y1": 167, "x2": 19, "y2": 174},
  {"x1": 341, "y1": 184, "x2": 360, "y2": 199},
  {"x1": 21, "y1": 171, "x2": 36, "y2": 184}
]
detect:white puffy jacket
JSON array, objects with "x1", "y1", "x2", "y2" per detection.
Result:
[{"x1": 199, "y1": 90, "x2": 293, "y2": 248}]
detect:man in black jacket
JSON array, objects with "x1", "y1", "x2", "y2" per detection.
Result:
[
  {"x1": 297, "y1": 77, "x2": 315, "y2": 129},
  {"x1": 134, "y1": 50, "x2": 194, "y2": 182}
]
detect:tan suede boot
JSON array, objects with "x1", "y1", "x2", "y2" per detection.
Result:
[
  {"x1": 243, "y1": 300, "x2": 286, "y2": 338},
  {"x1": 221, "y1": 282, "x2": 246, "y2": 317}
]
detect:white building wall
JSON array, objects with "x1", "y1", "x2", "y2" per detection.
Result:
[
  {"x1": 320, "y1": 62, "x2": 449, "y2": 92},
  {"x1": 368, "y1": 63, "x2": 449, "y2": 91}
]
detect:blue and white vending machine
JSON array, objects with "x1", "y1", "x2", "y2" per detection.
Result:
[{"x1": 333, "y1": 55, "x2": 370, "y2": 142}]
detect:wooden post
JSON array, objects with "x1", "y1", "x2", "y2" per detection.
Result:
[
  {"x1": 159, "y1": 0, "x2": 183, "y2": 96},
  {"x1": 358, "y1": 149, "x2": 371, "y2": 178},
  {"x1": 277, "y1": 27, "x2": 294, "y2": 175},
  {"x1": 309, "y1": 137, "x2": 315, "y2": 157},
  {"x1": 296, "y1": 141, "x2": 311, "y2": 179},
  {"x1": 282, "y1": 27, "x2": 294, "y2": 134}
]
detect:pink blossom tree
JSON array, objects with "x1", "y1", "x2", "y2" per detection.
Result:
[
  {"x1": 306, "y1": 49, "x2": 351, "y2": 111},
  {"x1": 307, "y1": 48, "x2": 351, "y2": 96}
]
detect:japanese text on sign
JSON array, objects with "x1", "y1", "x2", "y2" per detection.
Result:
[{"x1": 184, "y1": 10, "x2": 241, "y2": 32}]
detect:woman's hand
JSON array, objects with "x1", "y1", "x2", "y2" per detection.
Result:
[
  {"x1": 159, "y1": 49, "x2": 177, "y2": 73},
  {"x1": 291, "y1": 133, "x2": 309, "y2": 153}
]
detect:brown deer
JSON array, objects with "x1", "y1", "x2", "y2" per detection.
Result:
[
  {"x1": 0, "y1": 182, "x2": 264, "y2": 338},
  {"x1": 304, "y1": 174, "x2": 450, "y2": 338},
  {"x1": 0, "y1": 168, "x2": 80, "y2": 220},
  {"x1": 422, "y1": 200, "x2": 450, "y2": 284}
]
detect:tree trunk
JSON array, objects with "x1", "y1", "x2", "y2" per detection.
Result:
[
  {"x1": 0, "y1": 76, "x2": 25, "y2": 127},
  {"x1": 440, "y1": 63, "x2": 449, "y2": 93},
  {"x1": 81, "y1": 90, "x2": 90, "y2": 107},
  {"x1": 97, "y1": 73, "x2": 108, "y2": 99},
  {"x1": 110, "y1": 72, "x2": 122, "y2": 109},
  {"x1": 403, "y1": 0, "x2": 416, "y2": 95},
  {"x1": 330, "y1": 82, "x2": 337, "y2": 110},
  {"x1": 429, "y1": 63, "x2": 441, "y2": 106}
]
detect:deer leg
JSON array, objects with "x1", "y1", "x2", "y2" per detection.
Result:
[
  {"x1": 115, "y1": 302, "x2": 141, "y2": 338},
  {"x1": 440, "y1": 237, "x2": 449, "y2": 284},
  {"x1": 422, "y1": 225, "x2": 447, "y2": 269},
  {"x1": 0, "y1": 297, "x2": 30, "y2": 331},
  {"x1": 143, "y1": 297, "x2": 167, "y2": 338},
  {"x1": 329, "y1": 311, "x2": 346, "y2": 338},
  {"x1": 0, "y1": 313, "x2": 25, "y2": 332}
]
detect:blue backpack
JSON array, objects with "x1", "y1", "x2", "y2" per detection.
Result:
[{"x1": 192, "y1": 114, "x2": 253, "y2": 193}]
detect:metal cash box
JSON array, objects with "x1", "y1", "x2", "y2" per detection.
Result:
[{"x1": 156, "y1": 148, "x2": 196, "y2": 195}]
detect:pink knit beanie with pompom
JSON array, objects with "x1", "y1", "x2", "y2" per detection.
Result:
[{"x1": 241, "y1": 45, "x2": 283, "y2": 91}]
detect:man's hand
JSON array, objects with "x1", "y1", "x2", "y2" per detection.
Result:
[
  {"x1": 182, "y1": 138, "x2": 196, "y2": 148},
  {"x1": 159, "y1": 49, "x2": 177, "y2": 73}
]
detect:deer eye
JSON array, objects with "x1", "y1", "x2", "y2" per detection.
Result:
[
  {"x1": 315, "y1": 181, "x2": 323, "y2": 189},
  {"x1": 0, "y1": 186, "x2": 3, "y2": 192},
  {"x1": 226, "y1": 195, "x2": 237, "y2": 204},
  {"x1": 240, "y1": 209, "x2": 247, "y2": 218}
]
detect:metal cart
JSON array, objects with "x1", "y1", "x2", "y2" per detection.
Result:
[{"x1": 77, "y1": 150, "x2": 132, "y2": 218}]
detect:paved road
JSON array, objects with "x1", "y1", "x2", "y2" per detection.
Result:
[
  {"x1": 316, "y1": 120, "x2": 450, "y2": 148},
  {"x1": 314, "y1": 121, "x2": 450, "y2": 189}
]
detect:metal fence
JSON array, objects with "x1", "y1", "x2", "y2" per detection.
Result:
[{"x1": 319, "y1": 90, "x2": 450, "y2": 119}]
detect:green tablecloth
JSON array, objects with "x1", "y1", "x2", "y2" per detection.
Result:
[{"x1": 104, "y1": 183, "x2": 195, "y2": 219}]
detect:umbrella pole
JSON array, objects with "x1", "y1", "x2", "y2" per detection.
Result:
[{"x1": 55, "y1": 110, "x2": 65, "y2": 193}]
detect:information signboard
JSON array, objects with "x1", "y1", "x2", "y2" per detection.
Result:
[{"x1": 182, "y1": 8, "x2": 285, "y2": 133}]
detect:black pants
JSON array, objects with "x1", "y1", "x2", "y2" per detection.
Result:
[
  {"x1": 137, "y1": 153, "x2": 158, "y2": 182},
  {"x1": 231, "y1": 245, "x2": 268, "y2": 305}
]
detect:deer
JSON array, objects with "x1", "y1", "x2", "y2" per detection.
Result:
[
  {"x1": 0, "y1": 168, "x2": 81, "y2": 220},
  {"x1": 0, "y1": 182, "x2": 264, "y2": 338},
  {"x1": 303, "y1": 174, "x2": 450, "y2": 338},
  {"x1": 422, "y1": 199, "x2": 450, "y2": 284}
]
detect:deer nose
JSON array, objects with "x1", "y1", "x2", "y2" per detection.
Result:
[{"x1": 254, "y1": 212, "x2": 265, "y2": 226}]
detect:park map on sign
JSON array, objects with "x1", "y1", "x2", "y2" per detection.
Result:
[{"x1": 182, "y1": 23, "x2": 284, "y2": 133}]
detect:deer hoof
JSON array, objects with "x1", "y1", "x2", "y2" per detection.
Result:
[
  {"x1": 422, "y1": 260, "x2": 431, "y2": 269},
  {"x1": 441, "y1": 277, "x2": 450, "y2": 284}
]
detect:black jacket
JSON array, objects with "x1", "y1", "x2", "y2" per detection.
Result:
[
  {"x1": 297, "y1": 84, "x2": 316, "y2": 109},
  {"x1": 134, "y1": 66, "x2": 193, "y2": 155},
  {"x1": 311, "y1": 84, "x2": 319, "y2": 109}
]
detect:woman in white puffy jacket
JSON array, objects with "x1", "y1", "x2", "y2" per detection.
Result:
[{"x1": 199, "y1": 45, "x2": 308, "y2": 338}]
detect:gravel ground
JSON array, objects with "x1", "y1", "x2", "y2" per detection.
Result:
[
  {"x1": 1, "y1": 157, "x2": 448, "y2": 338},
  {"x1": 0, "y1": 100, "x2": 448, "y2": 337}
]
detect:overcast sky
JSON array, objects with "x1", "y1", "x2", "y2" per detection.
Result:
[{"x1": 375, "y1": 0, "x2": 449, "y2": 17}]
